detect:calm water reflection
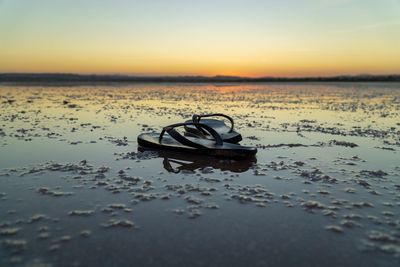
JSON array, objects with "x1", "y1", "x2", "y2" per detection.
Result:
[{"x1": 0, "y1": 83, "x2": 399, "y2": 267}]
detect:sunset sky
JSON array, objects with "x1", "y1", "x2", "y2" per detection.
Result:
[{"x1": 0, "y1": 0, "x2": 399, "y2": 77}]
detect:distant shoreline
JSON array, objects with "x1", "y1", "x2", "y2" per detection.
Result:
[{"x1": 1, "y1": 73, "x2": 400, "y2": 85}]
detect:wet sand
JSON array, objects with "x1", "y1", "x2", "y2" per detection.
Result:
[{"x1": 0, "y1": 82, "x2": 399, "y2": 267}]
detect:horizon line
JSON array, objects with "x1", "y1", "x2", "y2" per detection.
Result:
[{"x1": 1, "y1": 72, "x2": 400, "y2": 79}]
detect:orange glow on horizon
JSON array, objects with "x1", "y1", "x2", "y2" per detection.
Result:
[{"x1": 1, "y1": 1, "x2": 399, "y2": 77}]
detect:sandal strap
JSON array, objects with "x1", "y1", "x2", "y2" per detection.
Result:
[
  {"x1": 159, "y1": 122, "x2": 223, "y2": 148},
  {"x1": 162, "y1": 158, "x2": 181, "y2": 173},
  {"x1": 192, "y1": 113, "x2": 234, "y2": 133},
  {"x1": 163, "y1": 157, "x2": 201, "y2": 173}
]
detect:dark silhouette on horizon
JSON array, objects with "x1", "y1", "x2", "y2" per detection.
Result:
[{"x1": 0, "y1": 73, "x2": 399, "y2": 84}]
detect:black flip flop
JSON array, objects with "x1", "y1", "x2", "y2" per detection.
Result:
[
  {"x1": 137, "y1": 122, "x2": 256, "y2": 158},
  {"x1": 184, "y1": 113, "x2": 242, "y2": 143}
]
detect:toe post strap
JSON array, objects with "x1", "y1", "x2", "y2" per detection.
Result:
[
  {"x1": 192, "y1": 113, "x2": 235, "y2": 133},
  {"x1": 159, "y1": 122, "x2": 223, "y2": 148}
]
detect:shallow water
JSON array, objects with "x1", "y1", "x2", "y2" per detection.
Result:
[{"x1": 0, "y1": 82, "x2": 399, "y2": 267}]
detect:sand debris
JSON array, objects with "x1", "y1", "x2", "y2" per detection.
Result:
[
  {"x1": 0, "y1": 228, "x2": 20, "y2": 236},
  {"x1": 68, "y1": 210, "x2": 95, "y2": 216},
  {"x1": 101, "y1": 219, "x2": 136, "y2": 228},
  {"x1": 325, "y1": 225, "x2": 343, "y2": 233}
]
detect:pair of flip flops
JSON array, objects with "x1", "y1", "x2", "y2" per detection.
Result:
[{"x1": 137, "y1": 113, "x2": 257, "y2": 158}]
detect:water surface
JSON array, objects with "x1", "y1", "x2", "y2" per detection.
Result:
[{"x1": 0, "y1": 83, "x2": 399, "y2": 267}]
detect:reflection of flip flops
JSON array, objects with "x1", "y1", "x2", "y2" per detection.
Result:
[
  {"x1": 137, "y1": 122, "x2": 256, "y2": 158},
  {"x1": 153, "y1": 150, "x2": 257, "y2": 173},
  {"x1": 184, "y1": 113, "x2": 242, "y2": 143}
]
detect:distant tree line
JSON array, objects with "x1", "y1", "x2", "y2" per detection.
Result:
[{"x1": 0, "y1": 73, "x2": 399, "y2": 84}]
